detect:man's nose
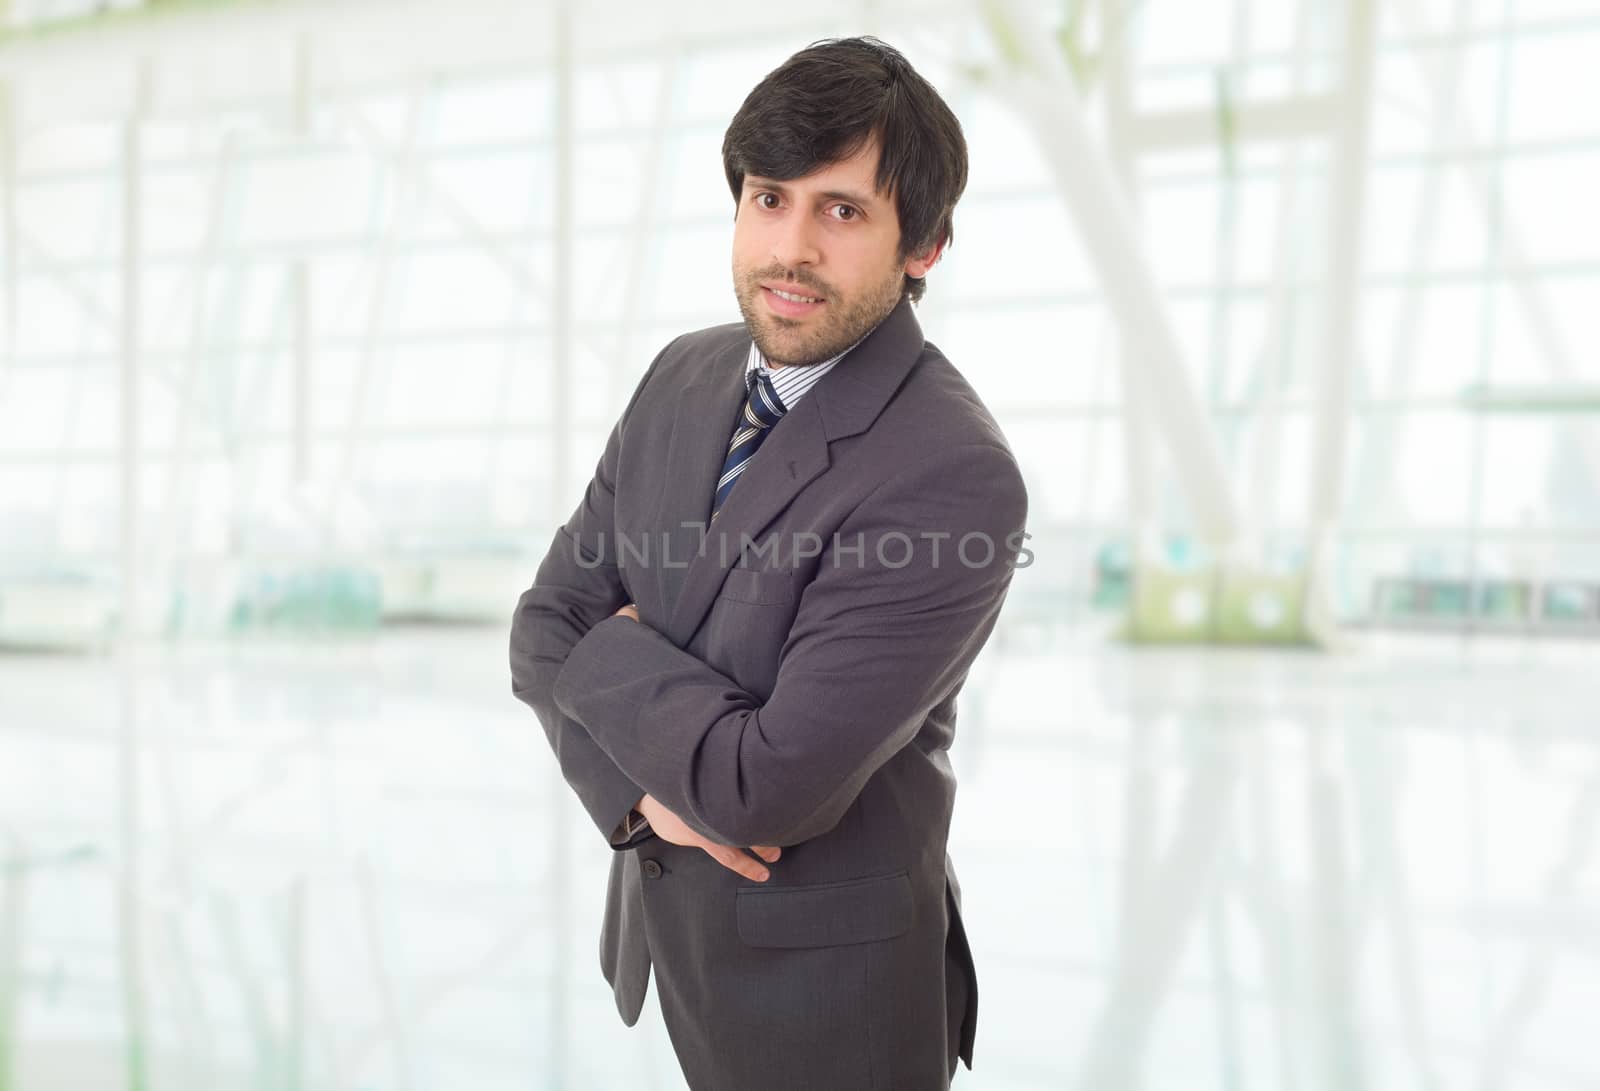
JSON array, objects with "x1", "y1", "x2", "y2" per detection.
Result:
[{"x1": 771, "y1": 211, "x2": 821, "y2": 268}]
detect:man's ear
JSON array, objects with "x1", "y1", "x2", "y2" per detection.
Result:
[{"x1": 903, "y1": 238, "x2": 945, "y2": 279}]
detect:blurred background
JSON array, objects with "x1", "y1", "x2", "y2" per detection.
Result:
[{"x1": 1, "y1": 0, "x2": 1598, "y2": 1087}]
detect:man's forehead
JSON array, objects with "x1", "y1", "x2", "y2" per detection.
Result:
[{"x1": 746, "y1": 139, "x2": 889, "y2": 205}]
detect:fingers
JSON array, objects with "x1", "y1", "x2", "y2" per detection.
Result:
[
  {"x1": 752, "y1": 846, "x2": 782, "y2": 864},
  {"x1": 706, "y1": 846, "x2": 771, "y2": 883}
]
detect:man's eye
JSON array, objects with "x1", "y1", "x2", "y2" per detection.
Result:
[
  {"x1": 830, "y1": 204, "x2": 858, "y2": 221},
  {"x1": 755, "y1": 193, "x2": 779, "y2": 210}
]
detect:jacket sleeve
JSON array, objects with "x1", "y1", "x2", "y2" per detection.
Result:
[
  {"x1": 508, "y1": 338, "x2": 678, "y2": 848},
  {"x1": 550, "y1": 441, "x2": 1028, "y2": 848}
]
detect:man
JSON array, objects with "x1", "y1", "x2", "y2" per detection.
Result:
[{"x1": 510, "y1": 36, "x2": 1027, "y2": 1090}]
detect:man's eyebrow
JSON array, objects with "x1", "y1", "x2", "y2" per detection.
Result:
[
  {"x1": 747, "y1": 176, "x2": 882, "y2": 209},
  {"x1": 818, "y1": 188, "x2": 879, "y2": 208}
]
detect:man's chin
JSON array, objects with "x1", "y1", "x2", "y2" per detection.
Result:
[{"x1": 754, "y1": 332, "x2": 835, "y2": 369}]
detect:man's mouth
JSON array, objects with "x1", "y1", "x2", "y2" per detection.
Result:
[
  {"x1": 761, "y1": 282, "x2": 827, "y2": 317},
  {"x1": 766, "y1": 286, "x2": 824, "y2": 304}
]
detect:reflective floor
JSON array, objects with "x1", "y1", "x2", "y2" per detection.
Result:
[{"x1": 2, "y1": 623, "x2": 1598, "y2": 1090}]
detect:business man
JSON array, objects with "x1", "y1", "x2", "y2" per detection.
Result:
[{"x1": 510, "y1": 37, "x2": 1028, "y2": 1089}]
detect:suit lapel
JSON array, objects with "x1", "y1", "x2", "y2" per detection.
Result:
[
  {"x1": 651, "y1": 339, "x2": 749, "y2": 624},
  {"x1": 659, "y1": 297, "x2": 927, "y2": 647}
]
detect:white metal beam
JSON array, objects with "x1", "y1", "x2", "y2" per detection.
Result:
[
  {"x1": 1304, "y1": 0, "x2": 1378, "y2": 636},
  {"x1": 291, "y1": 32, "x2": 312, "y2": 488},
  {"x1": 0, "y1": 76, "x2": 14, "y2": 384},
  {"x1": 119, "y1": 62, "x2": 149, "y2": 642},
  {"x1": 547, "y1": 7, "x2": 577, "y2": 1091},
  {"x1": 155, "y1": 119, "x2": 244, "y2": 598},
  {"x1": 981, "y1": 0, "x2": 1244, "y2": 547},
  {"x1": 318, "y1": 86, "x2": 431, "y2": 540},
  {"x1": 1346, "y1": 0, "x2": 1476, "y2": 578},
  {"x1": 0, "y1": 834, "x2": 19, "y2": 1091},
  {"x1": 1245, "y1": 0, "x2": 1318, "y2": 536},
  {"x1": 1390, "y1": 0, "x2": 1600, "y2": 499},
  {"x1": 116, "y1": 57, "x2": 153, "y2": 1091},
  {"x1": 1098, "y1": 0, "x2": 1160, "y2": 566},
  {"x1": 609, "y1": 50, "x2": 680, "y2": 400},
  {"x1": 1127, "y1": 94, "x2": 1342, "y2": 153}
]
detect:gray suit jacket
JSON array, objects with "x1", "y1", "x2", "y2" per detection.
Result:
[{"x1": 510, "y1": 297, "x2": 1027, "y2": 1089}]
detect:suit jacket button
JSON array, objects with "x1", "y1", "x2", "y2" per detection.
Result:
[{"x1": 642, "y1": 858, "x2": 663, "y2": 879}]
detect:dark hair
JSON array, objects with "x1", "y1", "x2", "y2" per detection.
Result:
[{"x1": 721, "y1": 36, "x2": 968, "y2": 304}]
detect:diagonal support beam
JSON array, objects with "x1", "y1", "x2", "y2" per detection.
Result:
[{"x1": 980, "y1": 0, "x2": 1243, "y2": 547}]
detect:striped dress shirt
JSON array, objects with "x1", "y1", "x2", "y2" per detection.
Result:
[
  {"x1": 610, "y1": 333, "x2": 869, "y2": 846},
  {"x1": 740, "y1": 337, "x2": 851, "y2": 413}
]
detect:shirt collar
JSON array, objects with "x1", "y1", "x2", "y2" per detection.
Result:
[{"x1": 742, "y1": 321, "x2": 880, "y2": 409}]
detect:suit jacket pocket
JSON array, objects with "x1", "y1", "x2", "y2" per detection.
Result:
[
  {"x1": 736, "y1": 869, "x2": 914, "y2": 949},
  {"x1": 717, "y1": 566, "x2": 795, "y2": 606}
]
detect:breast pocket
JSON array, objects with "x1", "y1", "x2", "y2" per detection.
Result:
[{"x1": 717, "y1": 566, "x2": 796, "y2": 606}]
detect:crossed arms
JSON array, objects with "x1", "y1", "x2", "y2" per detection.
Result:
[{"x1": 509, "y1": 363, "x2": 1028, "y2": 855}]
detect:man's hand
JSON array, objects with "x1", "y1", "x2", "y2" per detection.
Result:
[
  {"x1": 610, "y1": 607, "x2": 779, "y2": 881},
  {"x1": 636, "y1": 793, "x2": 781, "y2": 882}
]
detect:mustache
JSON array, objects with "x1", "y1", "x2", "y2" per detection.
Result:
[{"x1": 747, "y1": 266, "x2": 832, "y2": 299}]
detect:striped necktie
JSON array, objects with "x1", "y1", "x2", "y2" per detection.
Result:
[{"x1": 710, "y1": 369, "x2": 787, "y2": 520}]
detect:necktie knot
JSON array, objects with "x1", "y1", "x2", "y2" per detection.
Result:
[{"x1": 744, "y1": 370, "x2": 786, "y2": 429}]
